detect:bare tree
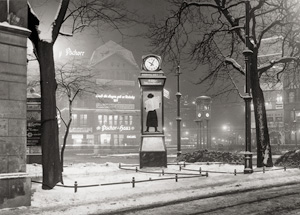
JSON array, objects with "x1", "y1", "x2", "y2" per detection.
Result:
[
  {"x1": 55, "y1": 60, "x2": 106, "y2": 180},
  {"x1": 148, "y1": 0, "x2": 300, "y2": 167},
  {"x1": 27, "y1": 0, "x2": 137, "y2": 189}
]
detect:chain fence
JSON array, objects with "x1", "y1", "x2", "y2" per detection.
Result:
[{"x1": 31, "y1": 162, "x2": 293, "y2": 193}]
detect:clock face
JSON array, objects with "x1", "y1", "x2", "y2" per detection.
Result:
[
  {"x1": 144, "y1": 56, "x2": 160, "y2": 71},
  {"x1": 205, "y1": 113, "x2": 210, "y2": 118},
  {"x1": 197, "y1": 113, "x2": 201, "y2": 118}
]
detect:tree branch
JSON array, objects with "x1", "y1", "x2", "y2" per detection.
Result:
[
  {"x1": 258, "y1": 57, "x2": 300, "y2": 76},
  {"x1": 52, "y1": 0, "x2": 70, "y2": 42},
  {"x1": 225, "y1": 57, "x2": 245, "y2": 76}
]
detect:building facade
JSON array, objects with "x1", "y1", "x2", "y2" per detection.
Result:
[
  {"x1": 61, "y1": 41, "x2": 141, "y2": 147},
  {"x1": 283, "y1": 71, "x2": 300, "y2": 146}
]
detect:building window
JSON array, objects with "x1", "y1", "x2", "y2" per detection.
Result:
[
  {"x1": 276, "y1": 94, "x2": 283, "y2": 103},
  {"x1": 98, "y1": 115, "x2": 102, "y2": 125},
  {"x1": 103, "y1": 115, "x2": 108, "y2": 125},
  {"x1": 119, "y1": 115, "x2": 123, "y2": 125},
  {"x1": 109, "y1": 115, "x2": 113, "y2": 125},
  {"x1": 119, "y1": 134, "x2": 124, "y2": 145},
  {"x1": 289, "y1": 91, "x2": 295, "y2": 103},
  {"x1": 267, "y1": 117, "x2": 274, "y2": 122},
  {"x1": 72, "y1": 114, "x2": 78, "y2": 125},
  {"x1": 79, "y1": 114, "x2": 87, "y2": 126},
  {"x1": 114, "y1": 115, "x2": 118, "y2": 125},
  {"x1": 124, "y1": 115, "x2": 128, "y2": 125},
  {"x1": 114, "y1": 134, "x2": 118, "y2": 145},
  {"x1": 275, "y1": 117, "x2": 283, "y2": 122}
]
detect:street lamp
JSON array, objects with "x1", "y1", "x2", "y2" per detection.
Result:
[
  {"x1": 243, "y1": 0, "x2": 253, "y2": 174},
  {"x1": 293, "y1": 108, "x2": 298, "y2": 146},
  {"x1": 176, "y1": 65, "x2": 182, "y2": 157}
]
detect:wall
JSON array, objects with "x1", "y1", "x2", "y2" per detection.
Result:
[{"x1": 0, "y1": 0, "x2": 31, "y2": 209}]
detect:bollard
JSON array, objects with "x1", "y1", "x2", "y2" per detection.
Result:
[
  {"x1": 74, "y1": 181, "x2": 78, "y2": 193},
  {"x1": 132, "y1": 177, "x2": 135, "y2": 188},
  {"x1": 175, "y1": 174, "x2": 178, "y2": 182},
  {"x1": 162, "y1": 169, "x2": 164, "y2": 176},
  {"x1": 179, "y1": 165, "x2": 182, "y2": 171},
  {"x1": 119, "y1": 163, "x2": 121, "y2": 168},
  {"x1": 199, "y1": 167, "x2": 202, "y2": 174},
  {"x1": 206, "y1": 172, "x2": 208, "y2": 177},
  {"x1": 284, "y1": 166, "x2": 286, "y2": 171},
  {"x1": 234, "y1": 169, "x2": 236, "y2": 176},
  {"x1": 184, "y1": 162, "x2": 186, "y2": 167},
  {"x1": 135, "y1": 167, "x2": 138, "y2": 172},
  {"x1": 263, "y1": 166, "x2": 265, "y2": 173}
]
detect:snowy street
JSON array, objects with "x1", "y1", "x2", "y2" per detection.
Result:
[
  {"x1": 1, "y1": 162, "x2": 300, "y2": 215},
  {"x1": 121, "y1": 183, "x2": 300, "y2": 215}
]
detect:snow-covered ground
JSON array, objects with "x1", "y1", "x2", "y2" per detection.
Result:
[{"x1": 1, "y1": 161, "x2": 300, "y2": 215}]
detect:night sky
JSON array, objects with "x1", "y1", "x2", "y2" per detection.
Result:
[{"x1": 27, "y1": 0, "x2": 245, "y2": 140}]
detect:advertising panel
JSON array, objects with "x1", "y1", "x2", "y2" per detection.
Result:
[{"x1": 27, "y1": 98, "x2": 41, "y2": 146}]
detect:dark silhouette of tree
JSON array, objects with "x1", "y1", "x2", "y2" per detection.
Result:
[
  {"x1": 148, "y1": 0, "x2": 300, "y2": 167},
  {"x1": 27, "y1": 0, "x2": 137, "y2": 189}
]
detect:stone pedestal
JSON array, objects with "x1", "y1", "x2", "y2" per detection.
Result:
[{"x1": 0, "y1": 11, "x2": 31, "y2": 208}]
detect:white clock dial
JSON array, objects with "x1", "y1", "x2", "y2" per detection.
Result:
[
  {"x1": 197, "y1": 113, "x2": 201, "y2": 118},
  {"x1": 144, "y1": 56, "x2": 159, "y2": 71},
  {"x1": 205, "y1": 113, "x2": 210, "y2": 117}
]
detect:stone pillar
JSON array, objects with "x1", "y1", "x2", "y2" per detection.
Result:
[{"x1": 0, "y1": 0, "x2": 31, "y2": 209}]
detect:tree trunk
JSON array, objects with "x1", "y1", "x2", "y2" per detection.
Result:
[
  {"x1": 251, "y1": 52, "x2": 273, "y2": 167},
  {"x1": 37, "y1": 41, "x2": 62, "y2": 189}
]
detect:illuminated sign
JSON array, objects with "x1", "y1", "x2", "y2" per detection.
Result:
[
  {"x1": 95, "y1": 94, "x2": 135, "y2": 102},
  {"x1": 58, "y1": 48, "x2": 85, "y2": 58},
  {"x1": 96, "y1": 103, "x2": 135, "y2": 110},
  {"x1": 27, "y1": 98, "x2": 41, "y2": 146},
  {"x1": 70, "y1": 127, "x2": 93, "y2": 133},
  {"x1": 140, "y1": 79, "x2": 165, "y2": 86},
  {"x1": 127, "y1": 135, "x2": 137, "y2": 139},
  {"x1": 96, "y1": 125, "x2": 135, "y2": 132}
]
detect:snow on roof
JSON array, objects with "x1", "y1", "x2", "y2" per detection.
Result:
[
  {"x1": 89, "y1": 40, "x2": 139, "y2": 68},
  {"x1": 0, "y1": 21, "x2": 31, "y2": 33}
]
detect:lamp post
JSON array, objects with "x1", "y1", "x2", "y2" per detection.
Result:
[
  {"x1": 176, "y1": 65, "x2": 182, "y2": 157},
  {"x1": 243, "y1": 0, "x2": 253, "y2": 174},
  {"x1": 293, "y1": 108, "x2": 297, "y2": 146}
]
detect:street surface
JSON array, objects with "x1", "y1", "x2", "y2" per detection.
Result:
[{"x1": 115, "y1": 183, "x2": 300, "y2": 215}]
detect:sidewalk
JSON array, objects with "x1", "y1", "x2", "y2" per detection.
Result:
[{"x1": 1, "y1": 162, "x2": 300, "y2": 215}]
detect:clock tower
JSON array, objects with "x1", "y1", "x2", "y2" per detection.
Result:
[
  {"x1": 195, "y1": 96, "x2": 212, "y2": 149},
  {"x1": 138, "y1": 54, "x2": 167, "y2": 168}
]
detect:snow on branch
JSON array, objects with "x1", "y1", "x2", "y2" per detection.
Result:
[
  {"x1": 59, "y1": 31, "x2": 73, "y2": 37},
  {"x1": 258, "y1": 56, "x2": 300, "y2": 76},
  {"x1": 224, "y1": 57, "x2": 245, "y2": 75}
]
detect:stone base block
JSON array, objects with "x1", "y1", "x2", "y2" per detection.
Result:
[
  {"x1": 140, "y1": 151, "x2": 167, "y2": 168},
  {"x1": 0, "y1": 173, "x2": 31, "y2": 209}
]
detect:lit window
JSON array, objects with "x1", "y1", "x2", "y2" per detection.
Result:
[
  {"x1": 289, "y1": 91, "x2": 295, "y2": 103},
  {"x1": 109, "y1": 115, "x2": 113, "y2": 125},
  {"x1": 72, "y1": 114, "x2": 78, "y2": 125},
  {"x1": 114, "y1": 115, "x2": 118, "y2": 125},
  {"x1": 98, "y1": 115, "x2": 102, "y2": 125},
  {"x1": 103, "y1": 115, "x2": 108, "y2": 125},
  {"x1": 79, "y1": 114, "x2": 87, "y2": 126},
  {"x1": 276, "y1": 94, "x2": 282, "y2": 103}
]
